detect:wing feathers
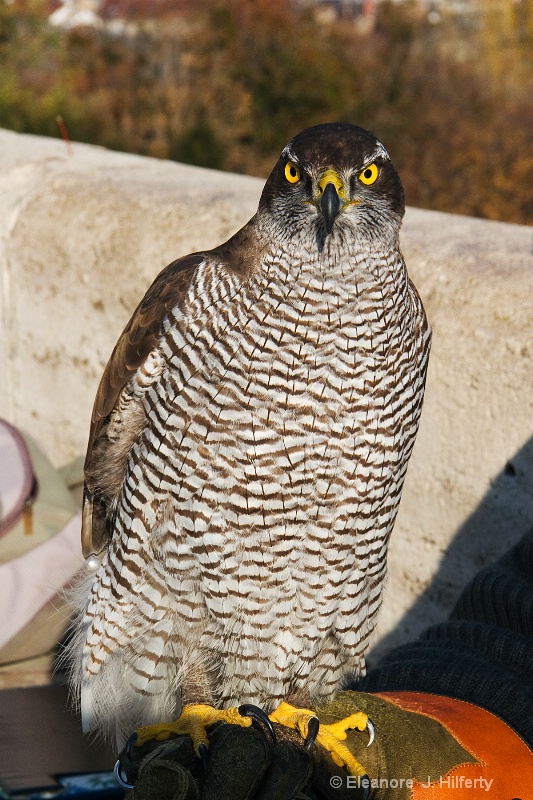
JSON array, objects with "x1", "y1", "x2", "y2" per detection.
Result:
[
  {"x1": 82, "y1": 253, "x2": 204, "y2": 556},
  {"x1": 81, "y1": 217, "x2": 262, "y2": 557}
]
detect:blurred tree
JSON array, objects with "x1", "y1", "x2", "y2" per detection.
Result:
[
  {"x1": 478, "y1": 0, "x2": 532, "y2": 99},
  {"x1": 0, "y1": 0, "x2": 531, "y2": 224}
]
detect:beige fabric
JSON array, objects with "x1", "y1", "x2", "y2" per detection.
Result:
[
  {"x1": 0, "y1": 594, "x2": 71, "y2": 665},
  {"x1": 0, "y1": 434, "x2": 78, "y2": 564},
  {"x1": 0, "y1": 432, "x2": 82, "y2": 665}
]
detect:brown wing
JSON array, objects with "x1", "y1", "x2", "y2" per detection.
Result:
[
  {"x1": 81, "y1": 218, "x2": 263, "y2": 558},
  {"x1": 82, "y1": 252, "x2": 204, "y2": 558}
]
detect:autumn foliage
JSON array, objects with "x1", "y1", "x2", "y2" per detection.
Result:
[{"x1": 1, "y1": 0, "x2": 532, "y2": 224}]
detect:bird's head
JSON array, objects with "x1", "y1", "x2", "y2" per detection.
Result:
[{"x1": 258, "y1": 123, "x2": 405, "y2": 252}]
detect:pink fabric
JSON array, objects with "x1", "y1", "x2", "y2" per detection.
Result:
[
  {"x1": 0, "y1": 511, "x2": 83, "y2": 649},
  {"x1": 0, "y1": 420, "x2": 34, "y2": 537}
]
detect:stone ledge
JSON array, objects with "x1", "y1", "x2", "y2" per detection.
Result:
[{"x1": 0, "y1": 127, "x2": 531, "y2": 659}]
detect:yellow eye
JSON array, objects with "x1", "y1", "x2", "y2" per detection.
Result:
[
  {"x1": 359, "y1": 162, "x2": 379, "y2": 185},
  {"x1": 285, "y1": 161, "x2": 301, "y2": 184}
]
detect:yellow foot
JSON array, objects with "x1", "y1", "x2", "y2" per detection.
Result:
[
  {"x1": 269, "y1": 701, "x2": 371, "y2": 777},
  {"x1": 134, "y1": 704, "x2": 252, "y2": 756}
]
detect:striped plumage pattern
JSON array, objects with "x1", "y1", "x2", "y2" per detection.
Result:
[{"x1": 72, "y1": 123, "x2": 430, "y2": 745}]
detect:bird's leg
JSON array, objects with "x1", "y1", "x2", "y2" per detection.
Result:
[
  {"x1": 134, "y1": 704, "x2": 252, "y2": 756},
  {"x1": 131, "y1": 671, "x2": 252, "y2": 758},
  {"x1": 269, "y1": 700, "x2": 373, "y2": 777}
]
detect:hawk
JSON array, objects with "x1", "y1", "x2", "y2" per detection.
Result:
[{"x1": 71, "y1": 122, "x2": 430, "y2": 774}]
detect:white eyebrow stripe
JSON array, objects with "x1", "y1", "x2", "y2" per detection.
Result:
[
  {"x1": 282, "y1": 144, "x2": 299, "y2": 162},
  {"x1": 362, "y1": 141, "x2": 390, "y2": 167},
  {"x1": 283, "y1": 139, "x2": 390, "y2": 168}
]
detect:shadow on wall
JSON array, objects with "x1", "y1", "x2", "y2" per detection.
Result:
[{"x1": 370, "y1": 434, "x2": 533, "y2": 662}]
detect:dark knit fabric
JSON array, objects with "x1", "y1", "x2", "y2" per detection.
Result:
[
  {"x1": 452, "y1": 530, "x2": 533, "y2": 635},
  {"x1": 352, "y1": 530, "x2": 533, "y2": 747}
]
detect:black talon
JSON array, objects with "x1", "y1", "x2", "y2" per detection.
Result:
[
  {"x1": 366, "y1": 718, "x2": 375, "y2": 747},
  {"x1": 238, "y1": 704, "x2": 277, "y2": 743},
  {"x1": 198, "y1": 741, "x2": 209, "y2": 770},
  {"x1": 360, "y1": 774, "x2": 371, "y2": 800},
  {"x1": 114, "y1": 759, "x2": 134, "y2": 789},
  {"x1": 124, "y1": 731, "x2": 138, "y2": 759},
  {"x1": 304, "y1": 715, "x2": 320, "y2": 750}
]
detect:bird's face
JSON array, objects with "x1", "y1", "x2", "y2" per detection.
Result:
[{"x1": 259, "y1": 123, "x2": 405, "y2": 253}]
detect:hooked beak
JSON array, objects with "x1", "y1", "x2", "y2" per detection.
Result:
[
  {"x1": 317, "y1": 169, "x2": 346, "y2": 234},
  {"x1": 319, "y1": 182, "x2": 342, "y2": 234}
]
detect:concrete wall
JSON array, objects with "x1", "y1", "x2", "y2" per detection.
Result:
[{"x1": 1, "y1": 127, "x2": 532, "y2": 659}]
